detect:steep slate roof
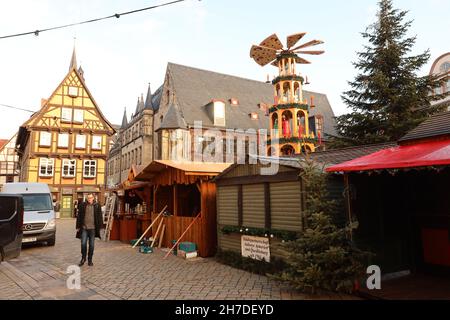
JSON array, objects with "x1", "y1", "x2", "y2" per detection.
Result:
[
  {"x1": 159, "y1": 101, "x2": 187, "y2": 130},
  {"x1": 399, "y1": 111, "x2": 450, "y2": 143},
  {"x1": 166, "y1": 63, "x2": 337, "y2": 137}
]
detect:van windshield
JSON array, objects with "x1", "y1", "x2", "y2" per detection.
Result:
[{"x1": 22, "y1": 194, "x2": 53, "y2": 211}]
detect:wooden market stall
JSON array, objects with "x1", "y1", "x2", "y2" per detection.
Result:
[
  {"x1": 108, "y1": 165, "x2": 153, "y2": 243},
  {"x1": 327, "y1": 112, "x2": 450, "y2": 276},
  {"x1": 135, "y1": 160, "x2": 231, "y2": 257}
]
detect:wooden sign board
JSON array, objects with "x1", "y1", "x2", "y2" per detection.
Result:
[{"x1": 241, "y1": 235, "x2": 270, "y2": 263}]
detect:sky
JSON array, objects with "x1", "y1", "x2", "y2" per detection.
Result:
[{"x1": 0, "y1": 0, "x2": 448, "y2": 139}]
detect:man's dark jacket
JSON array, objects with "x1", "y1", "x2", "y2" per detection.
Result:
[{"x1": 76, "y1": 202, "x2": 103, "y2": 239}]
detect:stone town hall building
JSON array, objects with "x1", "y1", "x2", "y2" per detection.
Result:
[{"x1": 107, "y1": 63, "x2": 336, "y2": 187}]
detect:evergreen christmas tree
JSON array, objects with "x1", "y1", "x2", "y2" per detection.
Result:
[
  {"x1": 329, "y1": 0, "x2": 449, "y2": 148},
  {"x1": 273, "y1": 159, "x2": 372, "y2": 294}
]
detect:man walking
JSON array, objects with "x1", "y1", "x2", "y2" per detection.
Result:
[{"x1": 76, "y1": 194, "x2": 103, "y2": 267}]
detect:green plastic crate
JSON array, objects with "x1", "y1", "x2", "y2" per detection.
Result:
[
  {"x1": 139, "y1": 245, "x2": 153, "y2": 254},
  {"x1": 130, "y1": 239, "x2": 143, "y2": 246},
  {"x1": 179, "y1": 242, "x2": 197, "y2": 253}
]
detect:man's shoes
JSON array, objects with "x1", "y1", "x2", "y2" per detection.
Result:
[
  {"x1": 88, "y1": 260, "x2": 93, "y2": 266},
  {"x1": 79, "y1": 258, "x2": 86, "y2": 267}
]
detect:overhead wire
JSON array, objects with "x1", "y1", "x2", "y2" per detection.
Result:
[{"x1": 0, "y1": 0, "x2": 189, "y2": 40}]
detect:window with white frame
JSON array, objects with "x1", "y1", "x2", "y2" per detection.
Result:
[
  {"x1": 68, "y1": 86, "x2": 78, "y2": 98},
  {"x1": 83, "y1": 160, "x2": 97, "y2": 178},
  {"x1": 73, "y1": 109, "x2": 84, "y2": 123},
  {"x1": 213, "y1": 101, "x2": 226, "y2": 126},
  {"x1": 61, "y1": 108, "x2": 72, "y2": 122},
  {"x1": 62, "y1": 159, "x2": 76, "y2": 177},
  {"x1": 92, "y1": 136, "x2": 102, "y2": 150},
  {"x1": 39, "y1": 158, "x2": 54, "y2": 177},
  {"x1": 75, "y1": 135, "x2": 86, "y2": 149},
  {"x1": 39, "y1": 132, "x2": 52, "y2": 147},
  {"x1": 58, "y1": 133, "x2": 69, "y2": 148}
]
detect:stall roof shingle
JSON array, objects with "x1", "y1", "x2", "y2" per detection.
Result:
[
  {"x1": 399, "y1": 111, "x2": 450, "y2": 143},
  {"x1": 244, "y1": 142, "x2": 397, "y2": 170}
]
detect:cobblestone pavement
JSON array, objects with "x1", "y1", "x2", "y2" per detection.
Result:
[{"x1": 0, "y1": 219, "x2": 358, "y2": 300}]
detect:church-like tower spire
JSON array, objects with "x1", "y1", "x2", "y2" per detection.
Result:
[
  {"x1": 144, "y1": 83, "x2": 153, "y2": 110},
  {"x1": 69, "y1": 45, "x2": 77, "y2": 71},
  {"x1": 121, "y1": 108, "x2": 128, "y2": 128}
]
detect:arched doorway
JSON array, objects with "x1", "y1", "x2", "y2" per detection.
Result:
[
  {"x1": 294, "y1": 82, "x2": 301, "y2": 102},
  {"x1": 275, "y1": 83, "x2": 281, "y2": 103},
  {"x1": 296, "y1": 110, "x2": 306, "y2": 138},
  {"x1": 282, "y1": 82, "x2": 290, "y2": 103},
  {"x1": 271, "y1": 113, "x2": 279, "y2": 138},
  {"x1": 301, "y1": 145, "x2": 312, "y2": 154},
  {"x1": 268, "y1": 146, "x2": 277, "y2": 157},
  {"x1": 280, "y1": 145, "x2": 295, "y2": 156},
  {"x1": 281, "y1": 110, "x2": 293, "y2": 138}
]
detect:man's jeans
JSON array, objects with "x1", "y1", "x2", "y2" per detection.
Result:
[{"x1": 81, "y1": 229, "x2": 95, "y2": 261}]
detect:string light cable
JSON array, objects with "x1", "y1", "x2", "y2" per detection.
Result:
[
  {"x1": 0, "y1": 0, "x2": 194, "y2": 40},
  {"x1": 0, "y1": 103, "x2": 36, "y2": 113}
]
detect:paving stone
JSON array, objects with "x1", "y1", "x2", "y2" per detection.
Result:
[{"x1": 0, "y1": 219, "x2": 357, "y2": 300}]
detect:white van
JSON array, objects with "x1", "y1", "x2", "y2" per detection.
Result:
[{"x1": 2, "y1": 183, "x2": 56, "y2": 246}]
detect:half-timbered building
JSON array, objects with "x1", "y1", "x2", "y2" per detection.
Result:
[
  {"x1": 0, "y1": 133, "x2": 20, "y2": 189},
  {"x1": 16, "y1": 49, "x2": 115, "y2": 218}
]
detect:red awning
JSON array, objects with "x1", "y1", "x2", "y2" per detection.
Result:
[{"x1": 327, "y1": 139, "x2": 450, "y2": 172}]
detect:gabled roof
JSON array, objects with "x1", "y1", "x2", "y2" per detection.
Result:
[
  {"x1": 18, "y1": 65, "x2": 116, "y2": 148},
  {"x1": 158, "y1": 101, "x2": 187, "y2": 130},
  {"x1": 399, "y1": 111, "x2": 450, "y2": 143},
  {"x1": 165, "y1": 63, "x2": 337, "y2": 136}
]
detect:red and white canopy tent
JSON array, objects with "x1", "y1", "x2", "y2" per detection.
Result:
[{"x1": 326, "y1": 139, "x2": 450, "y2": 173}]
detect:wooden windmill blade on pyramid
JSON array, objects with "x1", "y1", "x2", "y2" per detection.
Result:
[
  {"x1": 249, "y1": 32, "x2": 324, "y2": 67},
  {"x1": 250, "y1": 32, "x2": 326, "y2": 155}
]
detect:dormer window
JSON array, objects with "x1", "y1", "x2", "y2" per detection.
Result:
[
  {"x1": 230, "y1": 98, "x2": 239, "y2": 106},
  {"x1": 250, "y1": 113, "x2": 259, "y2": 120},
  {"x1": 259, "y1": 103, "x2": 269, "y2": 116},
  {"x1": 213, "y1": 100, "x2": 225, "y2": 126}
]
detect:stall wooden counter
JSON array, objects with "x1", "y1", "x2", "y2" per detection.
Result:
[
  {"x1": 135, "y1": 160, "x2": 232, "y2": 257},
  {"x1": 118, "y1": 213, "x2": 138, "y2": 243},
  {"x1": 109, "y1": 217, "x2": 120, "y2": 241}
]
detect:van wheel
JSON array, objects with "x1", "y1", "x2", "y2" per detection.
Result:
[{"x1": 47, "y1": 236, "x2": 56, "y2": 246}]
